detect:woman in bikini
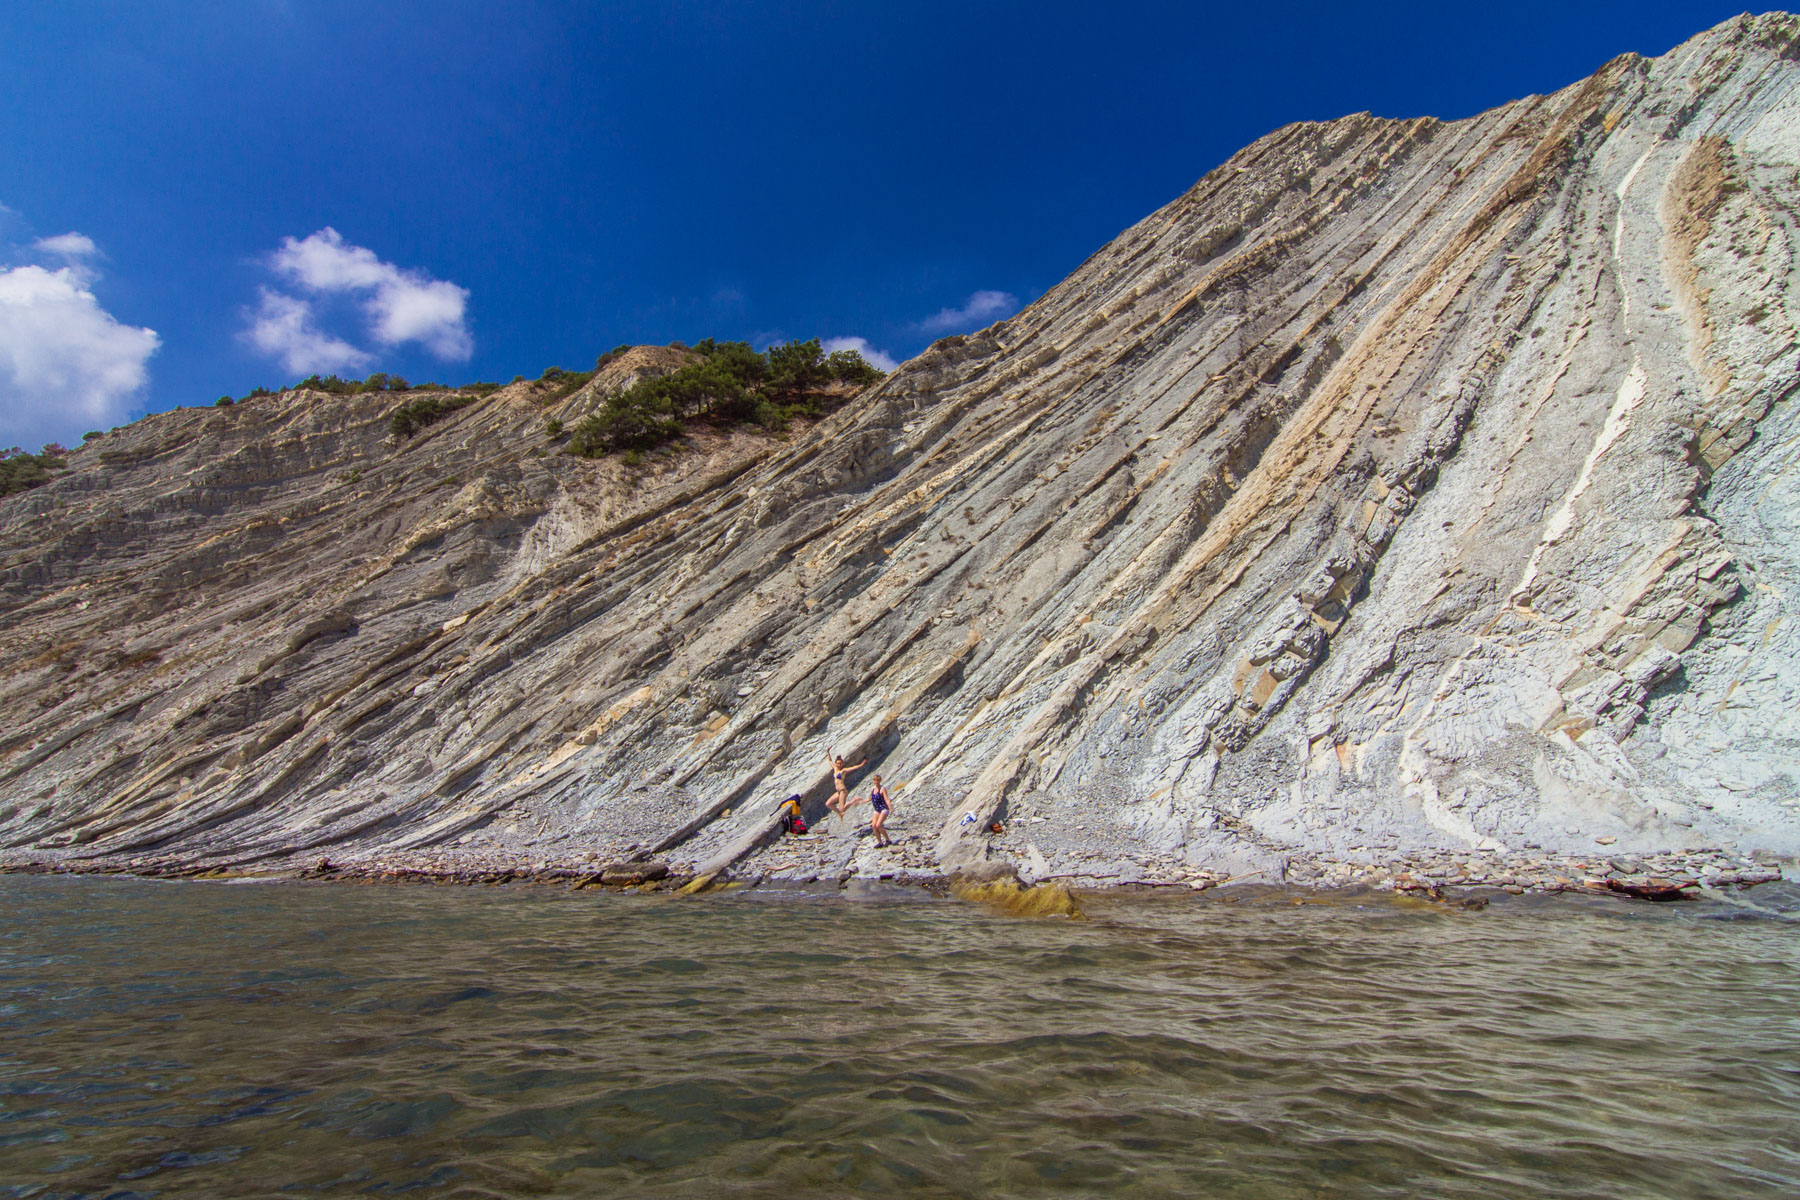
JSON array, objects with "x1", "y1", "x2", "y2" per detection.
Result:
[{"x1": 826, "y1": 749, "x2": 866, "y2": 817}]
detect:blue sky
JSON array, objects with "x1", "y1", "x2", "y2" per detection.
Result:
[{"x1": 0, "y1": 0, "x2": 1759, "y2": 449}]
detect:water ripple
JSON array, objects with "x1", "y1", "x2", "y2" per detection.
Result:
[{"x1": 1, "y1": 876, "x2": 1797, "y2": 1198}]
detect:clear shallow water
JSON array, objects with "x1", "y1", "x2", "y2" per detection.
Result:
[{"x1": 1, "y1": 877, "x2": 1798, "y2": 1199}]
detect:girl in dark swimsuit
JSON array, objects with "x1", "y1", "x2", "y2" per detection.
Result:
[
  {"x1": 826, "y1": 750, "x2": 865, "y2": 817},
  {"x1": 866, "y1": 774, "x2": 893, "y2": 847}
]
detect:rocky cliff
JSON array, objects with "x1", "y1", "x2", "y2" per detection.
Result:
[{"x1": 3, "y1": 14, "x2": 1797, "y2": 889}]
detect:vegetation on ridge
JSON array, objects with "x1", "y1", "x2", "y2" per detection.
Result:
[
  {"x1": 389, "y1": 393, "x2": 481, "y2": 437},
  {"x1": 45, "y1": 337, "x2": 887, "y2": 464},
  {"x1": 222, "y1": 373, "x2": 452, "y2": 406},
  {"x1": 212, "y1": 373, "x2": 500, "y2": 437},
  {"x1": 0, "y1": 445, "x2": 69, "y2": 497},
  {"x1": 566, "y1": 338, "x2": 883, "y2": 457}
]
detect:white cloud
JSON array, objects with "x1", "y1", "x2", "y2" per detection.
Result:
[
  {"x1": 266, "y1": 227, "x2": 471, "y2": 360},
  {"x1": 822, "y1": 335, "x2": 898, "y2": 372},
  {"x1": 916, "y1": 289, "x2": 1020, "y2": 335},
  {"x1": 271, "y1": 228, "x2": 392, "y2": 292},
  {"x1": 0, "y1": 263, "x2": 159, "y2": 449},
  {"x1": 34, "y1": 232, "x2": 100, "y2": 260},
  {"x1": 245, "y1": 289, "x2": 373, "y2": 375},
  {"x1": 366, "y1": 275, "x2": 471, "y2": 358}
]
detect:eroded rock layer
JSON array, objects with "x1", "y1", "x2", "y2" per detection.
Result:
[{"x1": 3, "y1": 14, "x2": 1797, "y2": 881}]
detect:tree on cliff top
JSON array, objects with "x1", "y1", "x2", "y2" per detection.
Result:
[
  {"x1": 1, "y1": 445, "x2": 69, "y2": 497},
  {"x1": 567, "y1": 338, "x2": 884, "y2": 457}
]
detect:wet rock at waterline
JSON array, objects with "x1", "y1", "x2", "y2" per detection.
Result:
[{"x1": 2, "y1": 14, "x2": 1799, "y2": 889}]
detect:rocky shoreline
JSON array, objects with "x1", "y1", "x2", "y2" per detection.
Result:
[{"x1": 4, "y1": 840, "x2": 1788, "y2": 903}]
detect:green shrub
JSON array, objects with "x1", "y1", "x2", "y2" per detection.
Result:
[
  {"x1": 1, "y1": 446, "x2": 68, "y2": 497},
  {"x1": 825, "y1": 349, "x2": 883, "y2": 385},
  {"x1": 216, "y1": 396, "x2": 234, "y2": 406},
  {"x1": 565, "y1": 337, "x2": 884, "y2": 458},
  {"x1": 767, "y1": 338, "x2": 830, "y2": 394},
  {"x1": 390, "y1": 393, "x2": 478, "y2": 437},
  {"x1": 544, "y1": 417, "x2": 565, "y2": 438},
  {"x1": 286, "y1": 373, "x2": 489, "y2": 402},
  {"x1": 291, "y1": 374, "x2": 364, "y2": 395},
  {"x1": 537, "y1": 366, "x2": 596, "y2": 402}
]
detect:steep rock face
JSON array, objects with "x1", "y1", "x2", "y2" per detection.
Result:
[{"x1": 2, "y1": 14, "x2": 1797, "y2": 876}]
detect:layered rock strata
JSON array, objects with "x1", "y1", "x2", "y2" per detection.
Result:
[{"x1": 2, "y1": 14, "x2": 1797, "y2": 886}]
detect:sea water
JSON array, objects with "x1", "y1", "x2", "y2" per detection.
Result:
[{"x1": 2, "y1": 875, "x2": 1797, "y2": 1198}]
